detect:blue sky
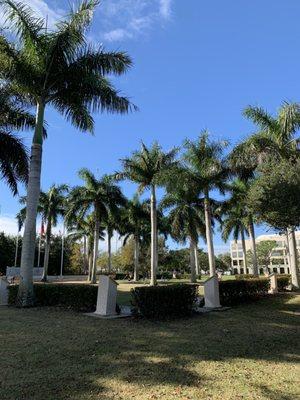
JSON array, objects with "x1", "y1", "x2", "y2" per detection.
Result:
[{"x1": 1, "y1": 0, "x2": 300, "y2": 253}]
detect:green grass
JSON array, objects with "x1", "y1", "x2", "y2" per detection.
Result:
[{"x1": 0, "y1": 294, "x2": 299, "y2": 400}]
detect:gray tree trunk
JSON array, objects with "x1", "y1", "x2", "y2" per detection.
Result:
[
  {"x1": 107, "y1": 231, "x2": 112, "y2": 273},
  {"x1": 17, "y1": 102, "x2": 45, "y2": 306},
  {"x1": 134, "y1": 234, "x2": 140, "y2": 282},
  {"x1": 41, "y1": 218, "x2": 52, "y2": 282},
  {"x1": 194, "y1": 242, "x2": 200, "y2": 277},
  {"x1": 150, "y1": 184, "x2": 158, "y2": 286},
  {"x1": 248, "y1": 218, "x2": 258, "y2": 276},
  {"x1": 241, "y1": 228, "x2": 248, "y2": 273},
  {"x1": 288, "y1": 228, "x2": 300, "y2": 289},
  {"x1": 91, "y1": 218, "x2": 100, "y2": 284},
  {"x1": 83, "y1": 235, "x2": 88, "y2": 274},
  {"x1": 88, "y1": 250, "x2": 93, "y2": 282},
  {"x1": 204, "y1": 191, "x2": 216, "y2": 276},
  {"x1": 190, "y1": 238, "x2": 197, "y2": 283}
]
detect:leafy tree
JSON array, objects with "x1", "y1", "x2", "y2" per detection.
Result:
[
  {"x1": 19, "y1": 184, "x2": 68, "y2": 281},
  {"x1": 248, "y1": 159, "x2": 300, "y2": 287},
  {"x1": 67, "y1": 170, "x2": 125, "y2": 283},
  {"x1": 183, "y1": 131, "x2": 228, "y2": 276},
  {"x1": 246, "y1": 240, "x2": 277, "y2": 273},
  {"x1": 0, "y1": 0, "x2": 136, "y2": 305},
  {"x1": 119, "y1": 142, "x2": 178, "y2": 285},
  {"x1": 216, "y1": 253, "x2": 231, "y2": 272},
  {"x1": 118, "y1": 195, "x2": 150, "y2": 281},
  {"x1": 0, "y1": 85, "x2": 34, "y2": 194},
  {"x1": 161, "y1": 170, "x2": 206, "y2": 282}
]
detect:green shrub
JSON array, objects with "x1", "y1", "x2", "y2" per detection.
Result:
[
  {"x1": 157, "y1": 271, "x2": 172, "y2": 280},
  {"x1": 131, "y1": 284, "x2": 198, "y2": 319},
  {"x1": 235, "y1": 274, "x2": 257, "y2": 280},
  {"x1": 219, "y1": 278, "x2": 270, "y2": 306},
  {"x1": 277, "y1": 275, "x2": 291, "y2": 291},
  {"x1": 8, "y1": 283, "x2": 98, "y2": 312}
]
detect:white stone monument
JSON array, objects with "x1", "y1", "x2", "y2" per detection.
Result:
[
  {"x1": 269, "y1": 273, "x2": 278, "y2": 294},
  {"x1": 94, "y1": 275, "x2": 118, "y2": 317},
  {"x1": 0, "y1": 277, "x2": 9, "y2": 306},
  {"x1": 204, "y1": 275, "x2": 221, "y2": 308}
]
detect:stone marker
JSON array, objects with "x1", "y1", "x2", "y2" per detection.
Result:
[
  {"x1": 269, "y1": 273, "x2": 278, "y2": 294},
  {"x1": 94, "y1": 275, "x2": 118, "y2": 317},
  {"x1": 0, "y1": 277, "x2": 9, "y2": 306},
  {"x1": 204, "y1": 275, "x2": 221, "y2": 308}
]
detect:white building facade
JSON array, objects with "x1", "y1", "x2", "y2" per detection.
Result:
[{"x1": 230, "y1": 231, "x2": 300, "y2": 275}]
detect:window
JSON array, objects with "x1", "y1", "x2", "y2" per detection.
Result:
[{"x1": 233, "y1": 260, "x2": 238, "y2": 266}]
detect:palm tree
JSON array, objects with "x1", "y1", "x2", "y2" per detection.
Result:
[
  {"x1": 0, "y1": 0, "x2": 136, "y2": 305},
  {"x1": 231, "y1": 102, "x2": 300, "y2": 282},
  {"x1": 0, "y1": 85, "x2": 35, "y2": 195},
  {"x1": 161, "y1": 173, "x2": 206, "y2": 283},
  {"x1": 183, "y1": 131, "x2": 228, "y2": 276},
  {"x1": 67, "y1": 212, "x2": 105, "y2": 280},
  {"x1": 119, "y1": 142, "x2": 178, "y2": 285},
  {"x1": 119, "y1": 195, "x2": 150, "y2": 281},
  {"x1": 67, "y1": 169, "x2": 126, "y2": 283},
  {"x1": 19, "y1": 184, "x2": 68, "y2": 281},
  {"x1": 221, "y1": 195, "x2": 249, "y2": 274}
]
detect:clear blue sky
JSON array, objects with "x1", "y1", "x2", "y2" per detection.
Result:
[{"x1": 1, "y1": 0, "x2": 300, "y2": 252}]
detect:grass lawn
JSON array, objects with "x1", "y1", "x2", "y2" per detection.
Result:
[{"x1": 0, "y1": 294, "x2": 299, "y2": 400}]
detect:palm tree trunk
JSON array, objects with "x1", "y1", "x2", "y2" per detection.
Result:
[
  {"x1": 194, "y1": 242, "x2": 200, "y2": 277},
  {"x1": 17, "y1": 102, "x2": 45, "y2": 306},
  {"x1": 83, "y1": 235, "x2": 88, "y2": 274},
  {"x1": 204, "y1": 191, "x2": 216, "y2": 276},
  {"x1": 241, "y1": 227, "x2": 248, "y2": 273},
  {"x1": 248, "y1": 217, "x2": 258, "y2": 276},
  {"x1": 91, "y1": 218, "x2": 100, "y2": 284},
  {"x1": 150, "y1": 184, "x2": 158, "y2": 286},
  {"x1": 287, "y1": 228, "x2": 300, "y2": 288},
  {"x1": 133, "y1": 234, "x2": 140, "y2": 282},
  {"x1": 41, "y1": 218, "x2": 52, "y2": 282},
  {"x1": 190, "y1": 238, "x2": 197, "y2": 283},
  {"x1": 107, "y1": 231, "x2": 112, "y2": 273},
  {"x1": 88, "y1": 250, "x2": 93, "y2": 282}
]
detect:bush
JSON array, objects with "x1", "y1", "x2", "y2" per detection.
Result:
[
  {"x1": 8, "y1": 283, "x2": 98, "y2": 312},
  {"x1": 219, "y1": 278, "x2": 270, "y2": 306},
  {"x1": 157, "y1": 271, "x2": 172, "y2": 280},
  {"x1": 277, "y1": 274, "x2": 291, "y2": 291},
  {"x1": 131, "y1": 284, "x2": 198, "y2": 319},
  {"x1": 235, "y1": 274, "x2": 257, "y2": 280}
]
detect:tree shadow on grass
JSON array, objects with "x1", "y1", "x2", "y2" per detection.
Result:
[{"x1": 0, "y1": 294, "x2": 299, "y2": 400}]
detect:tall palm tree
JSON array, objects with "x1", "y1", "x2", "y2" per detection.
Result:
[
  {"x1": 221, "y1": 199, "x2": 249, "y2": 274},
  {"x1": 119, "y1": 142, "x2": 178, "y2": 285},
  {"x1": 119, "y1": 195, "x2": 150, "y2": 281},
  {"x1": 183, "y1": 131, "x2": 228, "y2": 276},
  {"x1": 67, "y1": 169, "x2": 126, "y2": 283},
  {"x1": 19, "y1": 184, "x2": 68, "y2": 281},
  {"x1": 161, "y1": 174, "x2": 206, "y2": 283},
  {"x1": 0, "y1": 0, "x2": 136, "y2": 305},
  {"x1": 67, "y1": 212, "x2": 105, "y2": 280},
  {"x1": 0, "y1": 85, "x2": 35, "y2": 195},
  {"x1": 230, "y1": 102, "x2": 300, "y2": 282}
]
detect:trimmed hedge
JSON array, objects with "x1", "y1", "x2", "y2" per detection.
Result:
[
  {"x1": 235, "y1": 274, "x2": 257, "y2": 280},
  {"x1": 131, "y1": 284, "x2": 198, "y2": 319},
  {"x1": 219, "y1": 278, "x2": 270, "y2": 306},
  {"x1": 277, "y1": 275, "x2": 291, "y2": 291},
  {"x1": 8, "y1": 283, "x2": 98, "y2": 312}
]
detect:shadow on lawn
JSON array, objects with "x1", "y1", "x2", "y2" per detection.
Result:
[{"x1": 0, "y1": 294, "x2": 299, "y2": 400}]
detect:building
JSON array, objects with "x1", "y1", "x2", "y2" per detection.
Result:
[{"x1": 230, "y1": 231, "x2": 300, "y2": 275}]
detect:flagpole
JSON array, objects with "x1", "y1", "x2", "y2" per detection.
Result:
[{"x1": 14, "y1": 234, "x2": 19, "y2": 267}]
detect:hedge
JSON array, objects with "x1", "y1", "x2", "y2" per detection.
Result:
[
  {"x1": 277, "y1": 275, "x2": 291, "y2": 291},
  {"x1": 131, "y1": 284, "x2": 198, "y2": 319},
  {"x1": 219, "y1": 278, "x2": 270, "y2": 306},
  {"x1": 235, "y1": 274, "x2": 258, "y2": 280},
  {"x1": 8, "y1": 283, "x2": 98, "y2": 312}
]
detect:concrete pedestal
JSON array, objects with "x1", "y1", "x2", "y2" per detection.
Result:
[
  {"x1": 94, "y1": 275, "x2": 118, "y2": 316},
  {"x1": 0, "y1": 278, "x2": 9, "y2": 305},
  {"x1": 204, "y1": 275, "x2": 221, "y2": 308},
  {"x1": 269, "y1": 273, "x2": 278, "y2": 294}
]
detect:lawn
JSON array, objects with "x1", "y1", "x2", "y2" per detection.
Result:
[{"x1": 0, "y1": 294, "x2": 299, "y2": 400}]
